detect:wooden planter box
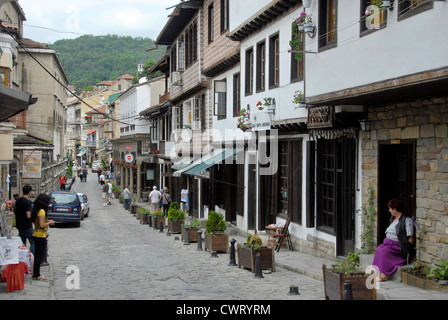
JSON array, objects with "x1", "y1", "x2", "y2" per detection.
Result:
[
  {"x1": 154, "y1": 217, "x2": 166, "y2": 229},
  {"x1": 140, "y1": 214, "x2": 147, "y2": 224},
  {"x1": 205, "y1": 233, "x2": 229, "y2": 253},
  {"x1": 168, "y1": 220, "x2": 184, "y2": 234},
  {"x1": 237, "y1": 244, "x2": 275, "y2": 273},
  {"x1": 322, "y1": 264, "x2": 376, "y2": 300},
  {"x1": 181, "y1": 226, "x2": 201, "y2": 242},
  {"x1": 401, "y1": 271, "x2": 448, "y2": 292}
]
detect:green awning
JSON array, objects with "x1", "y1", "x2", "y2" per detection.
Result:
[{"x1": 173, "y1": 148, "x2": 242, "y2": 177}]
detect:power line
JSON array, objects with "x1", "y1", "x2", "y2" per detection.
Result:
[{"x1": 1, "y1": 20, "x2": 149, "y2": 127}]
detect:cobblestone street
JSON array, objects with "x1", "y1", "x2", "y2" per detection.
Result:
[{"x1": 48, "y1": 174, "x2": 324, "y2": 300}]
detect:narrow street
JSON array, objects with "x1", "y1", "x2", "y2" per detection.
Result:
[{"x1": 47, "y1": 172, "x2": 324, "y2": 300}]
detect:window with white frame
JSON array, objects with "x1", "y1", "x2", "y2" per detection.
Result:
[
  {"x1": 245, "y1": 47, "x2": 254, "y2": 96},
  {"x1": 172, "y1": 106, "x2": 181, "y2": 130},
  {"x1": 269, "y1": 33, "x2": 279, "y2": 88},
  {"x1": 214, "y1": 79, "x2": 227, "y2": 119},
  {"x1": 178, "y1": 38, "x2": 185, "y2": 71},
  {"x1": 192, "y1": 96, "x2": 201, "y2": 130},
  {"x1": 256, "y1": 40, "x2": 266, "y2": 92}
]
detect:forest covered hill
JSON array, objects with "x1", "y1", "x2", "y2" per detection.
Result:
[{"x1": 50, "y1": 34, "x2": 166, "y2": 92}]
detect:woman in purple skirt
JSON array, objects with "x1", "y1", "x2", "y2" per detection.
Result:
[{"x1": 373, "y1": 199, "x2": 414, "y2": 281}]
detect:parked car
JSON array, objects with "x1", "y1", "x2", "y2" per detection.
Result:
[
  {"x1": 91, "y1": 160, "x2": 102, "y2": 173},
  {"x1": 48, "y1": 191, "x2": 82, "y2": 227},
  {"x1": 77, "y1": 193, "x2": 90, "y2": 219}
]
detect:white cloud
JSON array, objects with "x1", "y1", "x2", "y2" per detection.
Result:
[{"x1": 18, "y1": 0, "x2": 181, "y2": 43}]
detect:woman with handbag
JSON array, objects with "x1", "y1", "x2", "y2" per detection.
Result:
[{"x1": 162, "y1": 187, "x2": 172, "y2": 217}]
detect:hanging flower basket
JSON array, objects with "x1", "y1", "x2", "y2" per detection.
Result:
[
  {"x1": 236, "y1": 108, "x2": 250, "y2": 131},
  {"x1": 303, "y1": 23, "x2": 314, "y2": 33},
  {"x1": 292, "y1": 90, "x2": 305, "y2": 109}
]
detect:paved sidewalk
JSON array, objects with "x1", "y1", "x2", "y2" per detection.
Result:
[{"x1": 228, "y1": 229, "x2": 448, "y2": 300}]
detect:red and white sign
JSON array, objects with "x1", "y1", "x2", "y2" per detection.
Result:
[
  {"x1": 125, "y1": 146, "x2": 133, "y2": 150},
  {"x1": 125, "y1": 153, "x2": 134, "y2": 163}
]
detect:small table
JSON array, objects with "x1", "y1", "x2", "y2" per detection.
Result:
[{"x1": 265, "y1": 225, "x2": 286, "y2": 248}]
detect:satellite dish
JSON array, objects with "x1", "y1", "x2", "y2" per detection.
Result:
[{"x1": 138, "y1": 77, "x2": 148, "y2": 83}]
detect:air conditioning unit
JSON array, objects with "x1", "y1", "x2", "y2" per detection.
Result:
[{"x1": 171, "y1": 71, "x2": 183, "y2": 86}]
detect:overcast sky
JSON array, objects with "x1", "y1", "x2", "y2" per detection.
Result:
[{"x1": 18, "y1": 0, "x2": 182, "y2": 44}]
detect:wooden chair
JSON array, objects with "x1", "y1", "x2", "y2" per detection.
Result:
[{"x1": 273, "y1": 219, "x2": 293, "y2": 252}]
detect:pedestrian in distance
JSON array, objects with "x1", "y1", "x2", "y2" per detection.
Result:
[
  {"x1": 82, "y1": 167, "x2": 88, "y2": 182},
  {"x1": 123, "y1": 185, "x2": 131, "y2": 210},
  {"x1": 12, "y1": 193, "x2": 19, "y2": 211},
  {"x1": 14, "y1": 185, "x2": 35, "y2": 254},
  {"x1": 372, "y1": 198, "x2": 414, "y2": 281},
  {"x1": 149, "y1": 186, "x2": 161, "y2": 214},
  {"x1": 97, "y1": 167, "x2": 102, "y2": 184},
  {"x1": 99, "y1": 172, "x2": 106, "y2": 185},
  {"x1": 107, "y1": 180, "x2": 113, "y2": 204},
  {"x1": 59, "y1": 175, "x2": 66, "y2": 190},
  {"x1": 102, "y1": 181, "x2": 110, "y2": 206},
  {"x1": 161, "y1": 187, "x2": 171, "y2": 217},
  {"x1": 31, "y1": 194, "x2": 55, "y2": 281}
]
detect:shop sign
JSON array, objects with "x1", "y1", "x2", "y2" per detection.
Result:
[{"x1": 125, "y1": 153, "x2": 134, "y2": 163}]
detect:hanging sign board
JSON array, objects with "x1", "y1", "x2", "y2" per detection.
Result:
[
  {"x1": 23, "y1": 150, "x2": 42, "y2": 178},
  {"x1": 125, "y1": 153, "x2": 134, "y2": 163}
]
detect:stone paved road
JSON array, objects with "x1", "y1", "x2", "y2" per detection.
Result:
[{"x1": 48, "y1": 173, "x2": 324, "y2": 300}]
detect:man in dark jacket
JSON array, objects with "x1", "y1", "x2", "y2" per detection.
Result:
[{"x1": 14, "y1": 185, "x2": 35, "y2": 254}]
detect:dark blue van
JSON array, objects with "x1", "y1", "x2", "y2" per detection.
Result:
[{"x1": 48, "y1": 191, "x2": 82, "y2": 227}]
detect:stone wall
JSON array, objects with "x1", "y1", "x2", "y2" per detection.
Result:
[{"x1": 363, "y1": 96, "x2": 448, "y2": 266}]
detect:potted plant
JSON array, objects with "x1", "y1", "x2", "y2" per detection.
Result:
[
  {"x1": 401, "y1": 260, "x2": 448, "y2": 292},
  {"x1": 237, "y1": 234, "x2": 275, "y2": 273},
  {"x1": 205, "y1": 210, "x2": 229, "y2": 253},
  {"x1": 292, "y1": 90, "x2": 305, "y2": 109},
  {"x1": 112, "y1": 185, "x2": 121, "y2": 198},
  {"x1": 322, "y1": 253, "x2": 377, "y2": 300},
  {"x1": 167, "y1": 202, "x2": 185, "y2": 234},
  {"x1": 182, "y1": 220, "x2": 202, "y2": 242},
  {"x1": 257, "y1": 97, "x2": 275, "y2": 114},
  {"x1": 236, "y1": 108, "x2": 250, "y2": 131},
  {"x1": 152, "y1": 210, "x2": 165, "y2": 229},
  {"x1": 296, "y1": 11, "x2": 313, "y2": 33},
  {"x1": 138, "y1": 207, "x2": 151, "y2": 224}
]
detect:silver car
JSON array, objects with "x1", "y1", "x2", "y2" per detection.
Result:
[
  {"x1": 91, "y1": 160, "x2": 102, "y2": 173},
  {"x1": 77, "y1": 193, "x2": 90, "y2": 219}
]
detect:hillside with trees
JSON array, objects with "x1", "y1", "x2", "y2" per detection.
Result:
[{"x1": 50, "y1": 34, "x2": 166, "y2": 92}]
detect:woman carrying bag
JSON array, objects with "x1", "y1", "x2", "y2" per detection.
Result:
[
  {"x1": 162, "y1": 187, "x2": 172, "y2": 217},
  {"x1": 31, "y1": 194, "x2": 55, "y2": 280}
]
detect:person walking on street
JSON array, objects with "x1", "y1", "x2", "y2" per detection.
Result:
[
  {"x1": 14, "y1": 184, "x2": 35, "y2": 254},
  {"x1": 59, "y1": 175, "x2": 66, "y2": 190},
  {"x1": 149, "y1": 186, "x2": 161, "y2": 214},
  {"x1": 162, "y1": 187, "x2": 171, "y2": 217},
  {"x1": 123, "y1": 185, "x2": 131, "y2": 210},
  {"x1": 97, "y1": 168, "x2": 102, "y2": 184},
  {"x1": 107, "y1": 180, "x2": 113, "y2": 205},
  {"x1": 102, "y1": 182, "x2": 109, "y2": 206},
  {"x1": 99, "y1": 172, "x2": 106, "y2": 185},
  {"x1": 31, "y1": 194, "x2": 55, "y2": 281}
]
